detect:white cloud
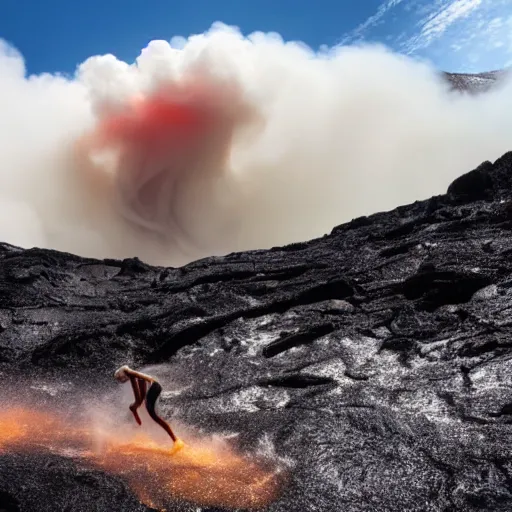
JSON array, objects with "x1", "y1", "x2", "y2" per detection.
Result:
[
  {"x1": 405, "y1": 0, "x2": 483, "y2": 53},
  {"x1": 422, "y1": 0, "x2": 481, "y2": 38},
  {"x1": 2, "y1": 25, "x2": 512, "y2": 267},
  {"x1": 508, "y1": 15, "x2": 512, "y2": 57},
  {"x1": 339, "y1": 0, "x2": 405, "y2": 45},
  {"x1": 339, "y1": 0, "x2": 511, "y2": 71}
]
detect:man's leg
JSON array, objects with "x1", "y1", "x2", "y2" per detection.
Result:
[
  {"x1": 145, "y1": 381, "x2": 178, "y2": 442},
  {"x1": 129, "y1": 377, "x2": 146, "y2": 425}
]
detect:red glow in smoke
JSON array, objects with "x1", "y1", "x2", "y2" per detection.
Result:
[
  {"x1": 73, "y1": 76, "x2": 254, "y2": 241},
  {"x1": 96, "y1": 80, "x2": 224, "y2": 154},
  {"x1": 101, "y1": 95, "x2": 204, "y2": 148},
  {"x1": 72, "y1": 78, "x2": 228, "y2": 236}
]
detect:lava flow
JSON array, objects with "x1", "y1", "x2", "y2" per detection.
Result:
[{"x1": 0, "y1": 407, "x2": 285, "y2": 510}]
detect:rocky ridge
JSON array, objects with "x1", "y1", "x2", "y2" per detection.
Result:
[{"x1": 444, "y1": 69, "x2": 507, "y2": 92}]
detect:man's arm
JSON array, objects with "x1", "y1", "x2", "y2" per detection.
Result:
[
  {"x1": 115, "y1": 366, "x2": 158, "y2": 426},
  {"x1": 124, "y1": 368, "x2": 156, "y2": 383}
]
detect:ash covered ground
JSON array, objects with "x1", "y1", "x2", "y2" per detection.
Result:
[{"x1": 1, "y1": 148, "x2": 512, "y2": 511}]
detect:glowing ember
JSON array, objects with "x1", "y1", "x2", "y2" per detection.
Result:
[
  {"x1": 0, "y1": 408, "x2": 30, "y2": 449},
  {"x1": 0, "y1": 408, "x2": 285, "y2": 510}
]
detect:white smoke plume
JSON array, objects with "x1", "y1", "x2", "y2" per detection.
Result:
[{"x1": 0, "y1": 22, "x2": 511, "y2": 267}]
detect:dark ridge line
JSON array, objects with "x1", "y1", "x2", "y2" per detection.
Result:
[
  {"x1": 258, "y1": 374, "x2": 336, "y2": 388},
  {"x1": 262, "y1": 323, "x2": 336, "y2": 358}
]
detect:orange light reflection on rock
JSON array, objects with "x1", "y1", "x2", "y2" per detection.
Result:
[{"x1": 0, "y1": 408, "x2": 285, "y2": 510}]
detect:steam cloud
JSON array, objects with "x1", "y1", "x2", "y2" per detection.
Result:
[{"x1": 1, "y1": 23, "x2": 511, "y2": 267}]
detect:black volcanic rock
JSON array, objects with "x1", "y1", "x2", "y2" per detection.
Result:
[
  {"x1": 444, "y1": 70, "x2": 508, "y2": 93},
  {"x1": 2, "y1": 152, "x2": 512, "y2": 511}
]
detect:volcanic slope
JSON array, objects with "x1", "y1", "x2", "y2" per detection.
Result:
[{"x1": 1, "y1": 151, "x2": 512, "y2": 511}]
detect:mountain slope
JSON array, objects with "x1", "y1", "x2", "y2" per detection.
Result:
[{"x1": 1, "y1": 150, "x2": 512, "y2": 511}]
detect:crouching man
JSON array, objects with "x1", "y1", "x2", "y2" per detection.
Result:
[{"x1": 114, "y1": 365, "x2": 184, "y2": 454}]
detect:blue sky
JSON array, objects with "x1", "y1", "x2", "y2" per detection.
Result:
[{"x1": 0, "y1": 0, "x2": 511, "y2": 76}]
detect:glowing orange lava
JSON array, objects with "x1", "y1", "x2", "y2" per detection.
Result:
[{"x1": 0, "y1": 408, "x2": 285, "y2": 510}]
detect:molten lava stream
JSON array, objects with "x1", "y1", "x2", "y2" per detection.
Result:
[{"x1": 0, "y1": 407, "x2": 285, "y2": 510}]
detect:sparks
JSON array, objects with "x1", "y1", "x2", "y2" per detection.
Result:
[{"x1": 0, "y1": 407, "x2": 285, "y2": 510}]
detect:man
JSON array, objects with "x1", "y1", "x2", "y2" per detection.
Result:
[{"x1": 114, "y1": 365, "x2": 184, "y2": 453}]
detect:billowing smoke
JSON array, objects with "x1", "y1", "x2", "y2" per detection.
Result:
[{"x1": 1, "y1": 23, "x2": 511, "y2": 267}]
